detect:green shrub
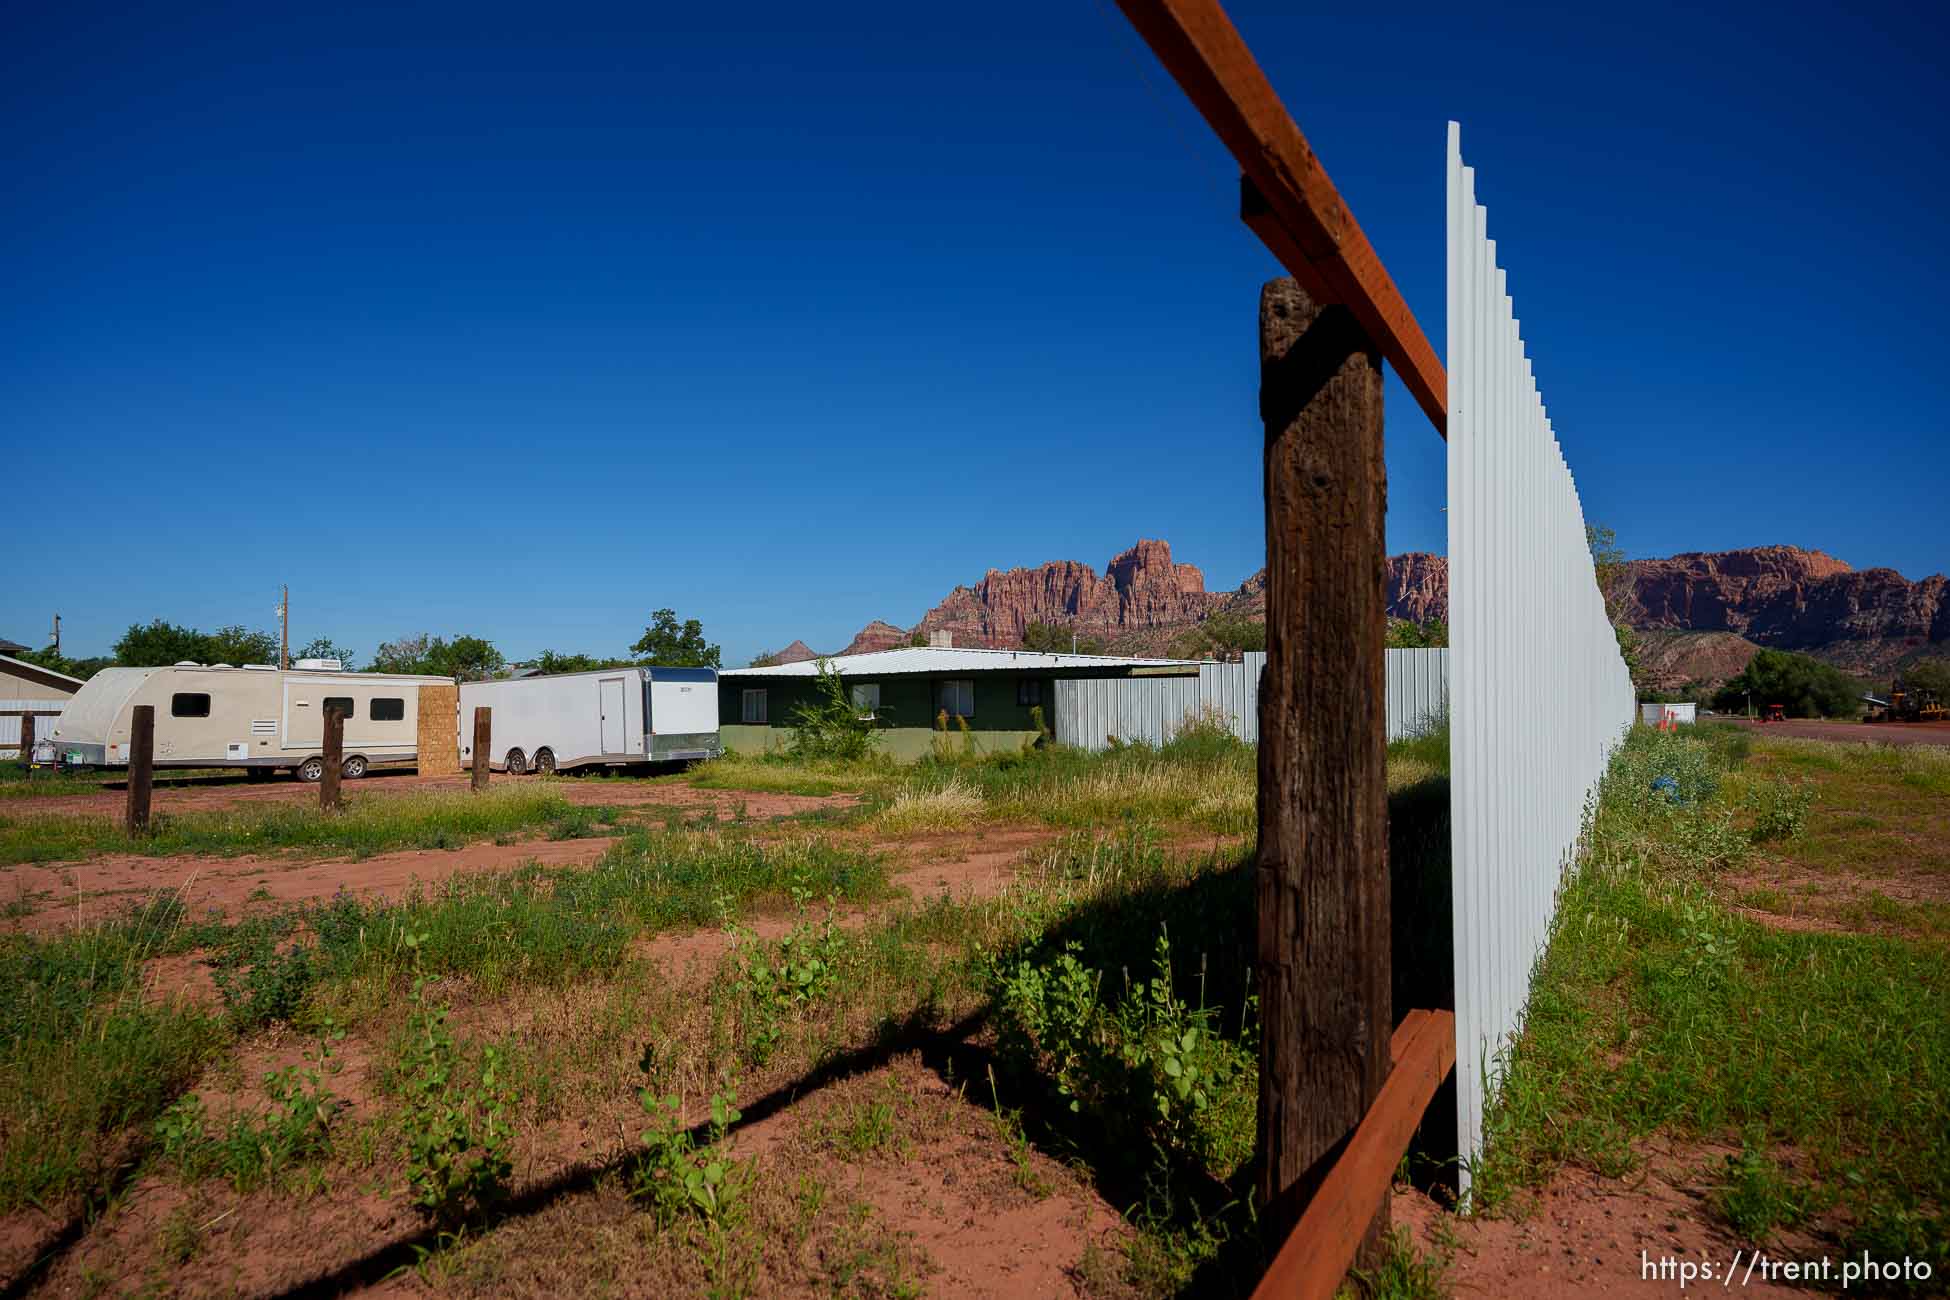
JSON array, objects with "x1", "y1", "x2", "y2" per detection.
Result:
[
  {"x1": 992, "y1": 927, "x2": 1255, "y2": 1180},
  {"x1": 1712, "y1": 649, "x2": 1861, "y2": 719},
  {"x1": 396, "y1": 940, "x2": 516, "y2": 1227},
  {"x1": 1745, "y1": 777, "x2": 1815, "y2": 844},
  {"x1": 788, "y1": 659, "x2": 880, "y2": 762},
  {"x1": 729, "y1": 900, "x2": 846, "y2": 1067},
  {"x1": 630, "y1": 1082, "x2": 750, "y2": 1225}
]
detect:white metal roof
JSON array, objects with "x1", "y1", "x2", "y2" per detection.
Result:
[
  {"x1": 0, "y1": 653, "x2": 84, "y2": 689},
  {"x1": 720, "y1": 646, "x2": 1202, "y2": 678}
]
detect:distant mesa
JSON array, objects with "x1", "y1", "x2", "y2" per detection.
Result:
[
  {"x1": 764, "y1": 539, "x2": 1948, "y2": 689},
  {"x1": 772, "y1": 640, "x2": 817, "y2": 665},
  {"x1": 840, "y1": 621, "x2": 909, "y2": 657}
]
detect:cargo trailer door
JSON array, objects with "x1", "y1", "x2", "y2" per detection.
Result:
[{"x1": 598, "y1": 676, "x2": 627, "y2": 754}]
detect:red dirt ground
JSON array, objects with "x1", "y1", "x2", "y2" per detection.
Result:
[
  {"x1": 1721, "y1": 717, "x2": 1950, "y2": 747},
  {"x1": 1395, "y1": 1138, "x2": 1839, "y2": 1298},
  {"x1": 10, "y1": 769, "x2": 825, "y2": 818},
  {"x1": 0, "y1": 783, "x2": 850, "y2": 935}
]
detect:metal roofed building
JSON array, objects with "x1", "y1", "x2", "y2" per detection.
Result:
[
  {"x1": 0, "y1": 653, "x2": 85, "y2": 759},
  {"x1": 718, "y1": 645, "x2": 1201, "y2": 761}
]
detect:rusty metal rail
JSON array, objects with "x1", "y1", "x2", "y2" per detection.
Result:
[
  {"x1": 1249, "y1": 1009, "x2": 1457, "y2": 1300},
  {"x1": 1114, "y1": 0, "x2": 1448, "y2": 435}
]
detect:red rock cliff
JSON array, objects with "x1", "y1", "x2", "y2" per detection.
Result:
[{"x1": 913, "y1": 539, "x2": 1221, "y2": 648}]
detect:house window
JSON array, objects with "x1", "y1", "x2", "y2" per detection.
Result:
[
  {"x1": 170, "y1": 692, "x2": 211, "y2": 718},
  {"x1": 742, "y1": 689, "x2": 768, "y2": 724},
  {"x1": 1016, "y1": 678, "x2": 1043, "y2": 708},
  {"x1": 935, "y1": 679, "x2": 975, "y2": 720},
  {"x1": 850, "y1": 683, "x2": 881, "y2": 717},
  {"x1": 370, "y1": 697, "x2": 405, "y2": 721},
  {"x1": 322, "y1": 697, "x2": 355, "y2": 721}
]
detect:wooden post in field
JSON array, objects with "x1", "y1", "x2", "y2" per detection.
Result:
[
  {"x1": 126, "y1": 705, "x2": 155, "y2": 834},
  {"x1": 320, "y1": 702, "x2": 345, "y2": 811},
  {"x1": 18, "y1": 714, "x2": 32, "y2": 768},
  {"x1": 1255, "y1": 278, "x2": 1391, "y2": 1253},
  {"x1": 471, "y1": 706, "x2": 491, "y2": 792}
]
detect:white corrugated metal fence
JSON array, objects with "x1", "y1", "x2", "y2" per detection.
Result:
[
  {"x1": 0, "y1": 700, "x2": 64, "y2": 759},
  {"x1": 1446, "y1": 122, "x2": 1637, "y2": 1188},
  {"x1": 1053, "y1": 649, "x2": 1447, "y2": 750}
]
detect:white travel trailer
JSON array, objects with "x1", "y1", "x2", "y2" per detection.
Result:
[
  {"x1": 53, "y1": 661, "x2": 455, "y2": 781},
  {"x1": 458, "y1": 667, "x2": 720, "y2": 773}
]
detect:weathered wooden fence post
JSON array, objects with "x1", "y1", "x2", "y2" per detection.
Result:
[
  {"x1": 19, "y1": 714, "x2": 33, "y2": 768},
  {"x1": 1255, "y1": 277, "x2": 1391, "y2": 1251},
  {"x1": 471, "y1": 706, "x2": 491, "y2": 792},
  {"x1": 321, "y1": 703, "x2": 345, "y2": 811},
  {"x1": 126, "y1": 705, "x2": 155, "y2": 834}
]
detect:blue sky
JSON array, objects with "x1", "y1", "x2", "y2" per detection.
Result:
[{"x1": 5, "y1": 1, "x2": 1945, "y2": 666}]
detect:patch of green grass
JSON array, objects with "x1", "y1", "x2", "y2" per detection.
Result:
[
  {"x1": 1476, "y1": 727, "x2": 1950, "y2": 1272},
  {"x1": 1342, "y1": 1226, "x2": 1450, "y2": 1300},
  {"x1": 0, "y1": 787, "x2": 587, "y2": 865},
  {"x1": 690, "y1": 751, "x2": 893, "y2": 798},
  {"x1": 0, "y1": 765, "x2": 112, "y2": 800},
  {"x1": 0, "y1": 949, "x2": 220, "y2": 1209},
  {"x1": 1386, "y1": 715, "x2": 1451, "y2": 777}
]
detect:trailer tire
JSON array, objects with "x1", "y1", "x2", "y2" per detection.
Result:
[
  {"x1": 504, "y1": 748, "x2": 526, "y2": 776},
  {"x1": 342, "y1": 755, "x2": 369, "y2": 780},
  {"x1": 534, "y1": 748, "x2": 556, "y2": 776},
  {"x1": 297, "y1": 756, "x2": 325, "y2": 783}
]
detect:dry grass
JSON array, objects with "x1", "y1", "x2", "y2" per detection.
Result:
[{"x1": 872, "y1": 780, "x2": 984, "y2": 835}]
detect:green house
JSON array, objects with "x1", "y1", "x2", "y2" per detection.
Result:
[{"x1": 718, "y1": 646, "x2": 1201, "y2": 761}]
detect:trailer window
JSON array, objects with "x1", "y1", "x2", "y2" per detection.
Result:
[
  {"x1": 322, "y1": 697, "x2": 354, "y2": 721},
  {"x1": 935, "y1": 679, "x2": 974, "y2": 720},
  {"x1": 741, "y1": 689, "x2": 767, "y2": 724},
  {"x1": 170, "y1": 692, "x2": 211, "y2": 718},
  {"x1": 850, "y1": 683, "x2": 880, "y2": 718},
  {"x1": 1016, "y1": 679, "x2": 1043, "y2": 707},
  {"x1": 370, "y1": 697, "x2": 405, "y2": 721}
]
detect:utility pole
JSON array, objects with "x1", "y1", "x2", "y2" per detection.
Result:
[
  {"x1": 279, "y1": 584, "x2": 290, "y2": 670},
  {"x1": 50, "y1": 613, "x2": 60, "y2": 655}
]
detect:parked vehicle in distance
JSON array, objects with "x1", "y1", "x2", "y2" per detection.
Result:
[
  {"x1": 52, "y1": 660, "x2": 455, "y2": 781},
  {"x1": 458, "y1": 666, "x2": 720, "y2": 774}
]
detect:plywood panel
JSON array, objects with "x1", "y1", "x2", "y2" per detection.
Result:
[{"x1": 416, "y1": 684, "x2": 459, "y2": 776}]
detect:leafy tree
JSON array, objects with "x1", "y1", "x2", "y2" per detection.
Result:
[
  {"x1": 1712, "y1": 649, "x2": 1860, "y2": 719},
  {"x1": 787, "y1": 660, "x2": 878, "y2": 761},
  {"x1": 204, "y1": 626, "x2": 280, "y2": 665},
  {"x1": 112, "y1": 620, "x2": 276, "y2": 667},
  {"x1": 1167, "y1": 613, "x2": 1264, "y2": 660},
  {"x1": 13, "y1": 645, "x2": 114, "y2": 680},
  {"x1": 369, "y1": 634, "x2": 506, "y2": 681},
  {"x1": 1897, "y1": 657, "x2": 1950, "y2": 705},
  {"x1": 631, "y1": 609, "x2": 720, "y2": 668},
  {"x1": 296, "y1": 636, "x2": 358, "y2": 670},
  {"x1": 1022, "y1": 620, "x2": 1106, "y2": 656},
  {"x1": 1587, "y1": 523, "x2": 1643, "y2": 685},
  {"x1": 747, "y1": 650, "x2": 783, "y2": 668},
  {"x1": 114, "y1": 620, "x2": 215, "y2": 666},
  {"x1": 1385, "y1": 618, "x2": 1449, "y2": 649},
  {"x1": 531, "y1": 649, "x2": 629, "y2": 675}
]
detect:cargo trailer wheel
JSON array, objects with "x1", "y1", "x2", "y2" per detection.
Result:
[
  {"x1": 341, "y1": 755, "x2": 369, "y2": 780},
  {"x1": 297, "y1": 756, "x2": 325, "y2": 783},
  {"x1": 534, "y1": 748, "x2": 556, "y2": 776},
  {"x1": 504, "y1": 748, "x2": 526, "y2": 775}
]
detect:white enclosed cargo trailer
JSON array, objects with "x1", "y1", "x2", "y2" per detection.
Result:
[{"x1": 457, "y1": 667, "x2": 720, "y2": 774}]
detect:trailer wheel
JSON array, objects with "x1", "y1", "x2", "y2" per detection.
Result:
[
  {"x1": 296, "y1": 756, "x2": 325, "y2": 783},
  {"x1": 341, "y1": 755, "x2": 369, "y2": 780},
  {"x1": 504, "y1": 748, "x2": 526, "y2": 775},
  {"x1": 534, "y1": 748, "x2": 556, "y2": 776}
]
